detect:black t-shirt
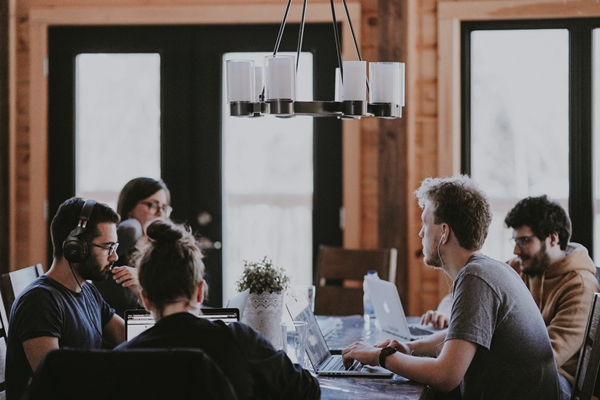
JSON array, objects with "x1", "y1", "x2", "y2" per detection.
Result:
[
  {"x1": 115, "y1": 312, "x2": 320, "y2": 400},
  {"x1": 6, "y1": 275, "x2": 114, "y2": 400}
]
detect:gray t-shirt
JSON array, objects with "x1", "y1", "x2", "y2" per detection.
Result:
[{"x1": 446, "y1": 253, "x2": 560, "y2": 400}]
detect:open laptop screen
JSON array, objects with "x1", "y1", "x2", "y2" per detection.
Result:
[{"x1": 124, "y1": 308, "x2": 240, "y2": 341}]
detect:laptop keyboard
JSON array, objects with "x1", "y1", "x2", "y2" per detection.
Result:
[
  {"x1": 409, "y1": 325, "x2": 433, "y2": 337},
  {"x1": 328, "y1": 356, "x2": 361, "y2": 371}
]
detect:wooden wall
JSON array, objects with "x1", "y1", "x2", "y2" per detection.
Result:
[
  {"x1": 0, "y1": 1, "x2": 10, "y2": 275},
  {"x1": 9, "y1": 0, "x2": 600, "y2": 314}
]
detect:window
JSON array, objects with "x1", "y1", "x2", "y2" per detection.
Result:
[
  {"x1": 463, "y1": 19, "x2": 598, "y2": 262},
  {"x1": 221, "y1": 52, "x2": 314, "y2": 302},
  {"x1": 75, "y1": 53, "x2": 161, "y2": 209}
]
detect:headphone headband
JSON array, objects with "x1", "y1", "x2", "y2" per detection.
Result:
[
  {"x1": 77, "y1": 199, "x2": 97, "y2": 229},
  {"x1": 63, "y1": 199, "x2": 97, "y2": 263}
]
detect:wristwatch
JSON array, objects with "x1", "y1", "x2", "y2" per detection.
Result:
[{"x1": 379, "y1": 347, "x2": 397, "y2": 369}]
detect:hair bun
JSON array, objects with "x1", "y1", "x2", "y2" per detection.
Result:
[{"x1": 146, "y1": 220, "x2": 183, "y2": 243}]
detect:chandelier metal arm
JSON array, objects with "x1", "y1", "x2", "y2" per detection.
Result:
[
  {"x1": 273, "y1": 0, "x2": 294, "y2": 56},
  {"x1": 295, "y1": 0, "x2": 308, "y2": 71},
  {"x1": 329, "y1": 0, "x2": 344, "y2": 80},
  {"x1": 342, "y1": 0, "x2": 362, "y2": 62}
]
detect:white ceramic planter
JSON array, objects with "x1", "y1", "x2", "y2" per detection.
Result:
[{"x1": 242, "y1": 292, "x2": 284, "y2": 348}]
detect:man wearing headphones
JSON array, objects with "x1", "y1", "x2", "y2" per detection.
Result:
[{"x1": 6, "y1": 197, "x2": 140, "y2": 400}]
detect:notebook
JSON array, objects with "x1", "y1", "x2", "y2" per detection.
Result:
[
  {"x1": 366, "y1": 279, "x2": 435, "y2": 341},
  {"x1": 124, "y1": 308, "x2": 240, "y2": 341},
  {"x1": 286, "y1": 294, "x2": 393, "y2": 377}
]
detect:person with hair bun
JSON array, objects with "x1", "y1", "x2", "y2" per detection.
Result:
[
  {"x1": 94, "y1": 177, "x2": 172, "y2": 318},
  {"x1": 115, "y1": 219, "x2": 320, "y2": 400}
]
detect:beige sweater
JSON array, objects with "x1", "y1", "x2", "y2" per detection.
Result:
[{"x1": 510, "y1": 243, "x2": 599, "y2": 386}]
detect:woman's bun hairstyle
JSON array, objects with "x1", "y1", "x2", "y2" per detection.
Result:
[{"x1": 146, "y1": 219, "x2": 183, "y2": 244}]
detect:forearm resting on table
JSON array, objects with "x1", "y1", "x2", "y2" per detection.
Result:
[{"x1": 387, "y1": 338, "x2": 476, "y2": 393}]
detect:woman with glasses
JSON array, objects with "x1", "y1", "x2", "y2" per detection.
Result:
[{"x1": 94, "y1": 177, "x2": 172, "y2": 318}]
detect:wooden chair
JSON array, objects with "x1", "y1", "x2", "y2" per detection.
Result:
[
  {"x1": 571, "y1": 292, "x2": 600, "y2": 400},
  {"x1": 1, "y1": 264, "x2": 45, "y2": 319},
  {"x1": 313, "y1": 245, "x2": 397, "y2": 316},
  {"x1": 24, "y1": 348, "x2": 238, "y2": 400}
]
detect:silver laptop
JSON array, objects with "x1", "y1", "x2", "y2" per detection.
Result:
[
  {"x1": 124, "y1": 308, "x2": 240, "y2": 341},
  {"x1": 286, "y1": 294, "x2": 393, "y2": 377},
  {"x1": 226, "y1": 288, "x2": 250, "y2": 320},
  {"x1": 367, "y1": 279, "x2": 435, "y2": 341}
]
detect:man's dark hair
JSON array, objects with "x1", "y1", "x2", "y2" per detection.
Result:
[
  {"x1": 51, "y1": 197, "x2": 120, "y2": 258},
  {"x1": 117, "y1": 177, "x2": 171, "y2": 221},
  {"x1": 504, "y1": 195, "x2": 571, "y2": 250}
]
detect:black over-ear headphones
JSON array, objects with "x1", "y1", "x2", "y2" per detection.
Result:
[{"x1": 63, "y1": 199, "x2": 97, "y2": 263}]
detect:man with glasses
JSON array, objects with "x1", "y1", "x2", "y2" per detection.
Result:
[
  {"x1": 6, "y1": 197, "x2": 139, "y2": 400},
  {"x1": 504, "y1": 195, "x2": 599, "y2": 398}
]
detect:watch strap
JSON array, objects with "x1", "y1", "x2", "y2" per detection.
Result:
[{"x1": 379, "y1": 346, "x2": 397, "y2": 369}]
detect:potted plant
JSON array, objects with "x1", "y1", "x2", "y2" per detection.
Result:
[{"x1": 236, "y1": 257, "x2": 290, "y2": 347}]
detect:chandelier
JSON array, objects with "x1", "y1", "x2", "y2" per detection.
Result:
[{"x1": 225, "y1": 0, "x2": 405, "y2": 119}]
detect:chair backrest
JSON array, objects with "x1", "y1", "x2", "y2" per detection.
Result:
[
  {"x1": 313, "y1": 245, "x2": 397, "y2": 316},
  {"x1": 1, "y1": 264, "x2": 44, "y2": 319},
  {"x1": 0, "y1": 285, "x2": 9, "y2": 400},
  {"x1": 571, "y1": 292, "x2": 600, "y2": 400},
  {"x1": 24, "y1": 348, "x2": 238, "y2": 400}
]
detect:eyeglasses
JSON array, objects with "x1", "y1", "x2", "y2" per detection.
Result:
[
  {"x1": 139, "y1": 201, "x2": 173, "y2": 218},
  {"x1": 509, "y1": 235, "x2": 536, "y2": 249},
  {"x1": 89, "y1": 242, "x2": 119, "y2": 256}
]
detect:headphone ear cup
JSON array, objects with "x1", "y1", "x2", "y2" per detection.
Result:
[{"x1": 63, "y1": 227, "x2": 89, "y2": 263}]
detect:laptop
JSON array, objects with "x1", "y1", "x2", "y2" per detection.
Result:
[
  {"x1": 366, "y1": 279, "x2": 435, "y2": 341},
  {"x1": 124, "y1": 308, "x2": 240, "y2": 341},
  {"x1": 286, "y1": 294, "x2": 393, "y2": 377},
  {"x1": 226, "y1": 288, "x2": 250, "y2": 320}
]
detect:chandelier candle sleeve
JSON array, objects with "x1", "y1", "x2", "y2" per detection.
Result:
[
  {"x1": 369, "y1": 62, "x2": 400, "y2": 104},
  {"x1": 342, "y1": 60, "x2": 367, "y2": 101},
  {"x1": 334, "y1": 67, "x2": 342, "y2": 102},
  {"x1": 226, "y1": 60, "x2": 255, "y2": 102},
  {"x1": 264, "y1": 55, "x2": 296, "y2": 101},
  {"x1": 254, "y1": 66, "x2": 264, "y2": 102},
  {"x1": 369, "y1": 62, "x2": 405, "y2": 118}
]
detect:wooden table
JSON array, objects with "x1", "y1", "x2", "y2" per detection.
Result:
[
  {"x1": 319, "y1": 375, "x2": 426, "y2": 399},
  {"x1": 316, "y1": 315, "x2": 427, "y2": 400}
]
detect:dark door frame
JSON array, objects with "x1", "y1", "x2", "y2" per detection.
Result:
[
  {"x1": 48, "y1": 23, "x2": 342, "y2": 305},
  {"x1": 461, "y1": 18, "x2": 599, "y2": 258}
]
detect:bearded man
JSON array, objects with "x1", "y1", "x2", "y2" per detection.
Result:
[
  {"x1": 505, "y1": 195, "x2": 599, "y2": 398},
  {"x1": 6, "y1": 197, "x2": 140, "y2": 400}
]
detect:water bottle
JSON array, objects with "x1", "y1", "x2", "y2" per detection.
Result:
[{"x1": 363, "y1": 270, "x2": 379, "y2": 320}]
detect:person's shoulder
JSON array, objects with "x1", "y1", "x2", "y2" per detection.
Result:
[
  {"x1": 461, "y1": 254, "x2": 507, "y2": 274},
  {"x1": 227, "y1": 321, "x2": 274, "y2": 347},
  {"x1": 117, "y1": 219, "x2": 143, "y2": 245},
  {"x1": 17, "y1": 275, "x2": 60, "y2": 300}
]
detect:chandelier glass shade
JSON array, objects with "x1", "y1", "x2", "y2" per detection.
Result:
[{"x1": 225, "y1": 0, "x2": 405, "y2": 119}]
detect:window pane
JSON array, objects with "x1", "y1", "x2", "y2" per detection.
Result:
[
  {"x1": 470, "y1": 30, "x2": 569, "y2": 261},
  {"x1": 222, "y1": 52, "x2": 313, "y2": 303},
  {"x1": 76, "y1": 54, "x2": 161, "y2": 210}
]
